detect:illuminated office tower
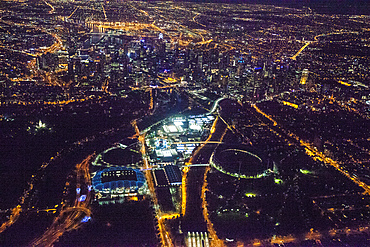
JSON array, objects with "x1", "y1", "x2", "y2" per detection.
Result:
[{"x1": 300, "y1": 68, "x2": 309, "y2": 85}]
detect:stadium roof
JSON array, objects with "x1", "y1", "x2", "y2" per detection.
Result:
[{"x1": 92, "y1": 167, "x2": 145, "y2": 192}]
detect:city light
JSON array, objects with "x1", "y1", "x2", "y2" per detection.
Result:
[{"x1": 1, "y1": 1, "x2": 370, "y2": 246}]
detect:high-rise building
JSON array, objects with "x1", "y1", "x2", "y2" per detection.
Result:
[{"x1": 300, "y1": 68, "x2": 309, "y2": 85}]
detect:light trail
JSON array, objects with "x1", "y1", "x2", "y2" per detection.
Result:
[
  {"x1": 150, "y1": 88, "x2": 153, "y2": 110},
  {"x1": 0, "y1": 19, "x2": 63, "y2": 84},
  {"x1": 252, "y1": 104, "x2": 277, "y2": 126},
  {"x1": 128, "y1": 2, "x2": 149, "y2": 17},
  {"x1": 291, "y1": 41, "x2": 312, "y2": 60},
  {"x1": 293, "y1": 31, "x2": 362, "y2": 65},
  {"x1": 35, "y1": 208, "x2": 57, "y2": 213},
  {"x1": 138, "y1": 9, "x2": 149, "y2": 16},
  {"x1": 160, "y1": 213, "x2": 180, "y2": 220},
  {"x1": 181, "y1": 166, "x2": 189, "y2": 216},
  {"x1": 102, "y1": 77, "x2": 109, "y2": 93},
  {"x1": 0, "y1": 45, "x2": 37, "y2": 57},
  {"x1": 314, "y1": 31, "x2": 359, "y2": 42},
  {"x1": 44, "y1": 32, "x2": 63, "y2": 54},
  {"x1": 234, "y1": 102, "x2": 370, "y2": 245},
  {"x1": 67, "y1": 7, "x2": 79, "y2": 19},
  {"x1": 218, "y1": 114, "x2": 236, "y2": 134},
  {"x1": 43, "y1": 0, "x2": 54, "y2": 14},
  {"x1": 181, "y1": 114, "x2": 226, "y2": 245},
  {"x1": 196, "y1": 39, "x2": 213, "y2": 45},
  {"x1": 87, "y1": 19, "x2": 209, "y2": 48},
  {"x1": 157, "y1": 217, "x2": 174, "y2": 247},
  {"x1": 207, "y1": 97, "x2": 226, "y2": 115},
  {"x1": 281, "y1": 101, "x2": 299, "y2": 109},
  {"x1": 270, "y1": 235, "x2": 297, "y2": 245},
  {"x1": 0, "y1": 205, "x2": 22, "y2": 234},
  {"x1": 130, "y1": 84, "x2": 183, "y2": 91},
  {"x1": 157, "y1": 213, "x2": 180, "y2": 247},
  {"x1": 192, "y1": 13, "x2": 206, "y2": 27},
  {"x1": 101, "y1": 3, "x2": 107, "y2": 20}
]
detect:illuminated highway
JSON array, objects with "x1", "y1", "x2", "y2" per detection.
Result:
[
  {"x1": 0, "y1": 205, "x2": 22, "y2": 234},
  {"x1": 181, "y1": 104, "x2": 233, "y2": 246},
  {"x1": 201, "y1": 129, "x2": 229, "y2": 247},
  {"x1": 133, "y1": 121, "x2": 174, "y2": 247},
  {"x1": 43, "y1": 0, "x2": 54, "y2": 14},
  {"x1": 291, "y1": 41, "x2": 312, "y2": 60},
  {"x1": 31, "y1": 155, "x2": 93, "y2": 247},
  {"x1": 291, "y1": 31, "x2": 360, "y2": 61},
  {"x1": 181, "y1": 116, "x2": 218, "y2": 216},
  {"x1": 67, "y1": 7, "x2": 79, "y2": 20},
  {"x1": 192, "y1": 13, "x2": 206, "y2": 28},
  {"x1": 101, "y1": 3, "x2": 107, "y2": 20}
]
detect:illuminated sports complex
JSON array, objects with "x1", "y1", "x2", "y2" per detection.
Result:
[{"x1": 92, "y1": 166, "x2": 147, "y2": 201}]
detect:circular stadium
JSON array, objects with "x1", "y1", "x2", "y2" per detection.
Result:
[
  {"x1": 99, "y1": 145, "x2": 142, "y2": 166},
  {"x1": 211, "y1": 145, "x2": 274, "y2": 179},
  {"x1": 92, "y1": 166, "x2": 147, "y2": 195}
]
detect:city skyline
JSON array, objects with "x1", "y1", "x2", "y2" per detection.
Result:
[{"x1": 0, "y1": 0, "x2": 369, "y2": 246}]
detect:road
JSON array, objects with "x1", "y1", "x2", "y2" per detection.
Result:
[
  {"x1": 251, "y1": 104, "x2": 370, "y2": 195},
  {"x1": 291, "y1": 30, "x2": 360, "y2": 60},
  {"x1": 132, "y1": 96, "x2": 232, "y2": 246},
  {"x1": 0, "y1": 16, "x2": 64, "y2": 88},
  {"x1": 291, "y1": 41, "x2": 312, "y2": 60},
  {"x1": 31, "y1": 155, "x2": 94, "y2": 247},
  {"x1": 201, "y1": 128, "x2": 229, "y2": 247},
  {"x1": 182, "y1": 99, "x2": 241, "y2": 246},
  {"x1": 43, "y1": 0, "x2": 55, "y2": 14},
  {"x1": 0, "y1": 152, "x2": 67, "y2": 235},
  {"x1": 0, "y1": 205, "x2": 22, "y2": 234},
  {"x1": 134, "y1": 121, "x2": 175, "y2": 247}
]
